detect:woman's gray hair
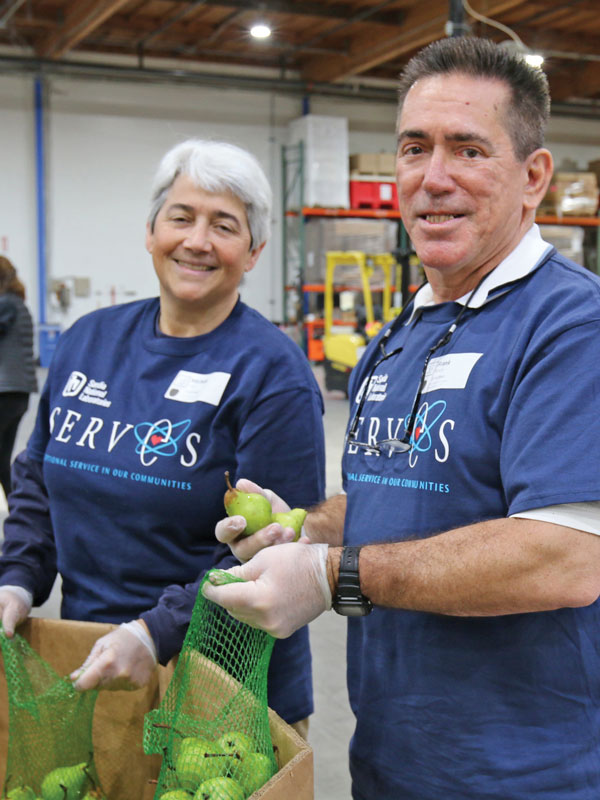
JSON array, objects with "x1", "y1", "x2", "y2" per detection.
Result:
[{"x1": 148, "y1": 139, "x2": 272, "y2": 249}]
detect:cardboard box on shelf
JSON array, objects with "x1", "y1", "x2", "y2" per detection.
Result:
[
  {"x1": 0, "y1": 618, "x2": 313, "y2": 800},
  {"x1": 587, "y1": 159, "x2": 600, "y2": 186},
  {"x1": 349, "y1": 153, "x2": 378, "y2": 174},
  {"x1": 539, "y1": 172, "x2": 599, "y2": 217},
  {"x1": 349, "y1": 152, "x2": 396, "y2": 176}
]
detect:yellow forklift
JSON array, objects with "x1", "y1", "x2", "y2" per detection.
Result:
[{"x1": 322, "y1": 251, "x2": 401, "y2": 395}]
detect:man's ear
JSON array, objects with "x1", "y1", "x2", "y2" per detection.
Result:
[{"x1": 523, "y1": 148, "x2": 554, "y2": 212}]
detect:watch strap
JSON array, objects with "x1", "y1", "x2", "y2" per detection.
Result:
[{"x1": 332, "y1": 546, "x2": 373, "y2": 616}]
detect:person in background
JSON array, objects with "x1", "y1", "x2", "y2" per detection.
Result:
[
  {"x1": 204, "y1": 37, "x2": 600, "y2": 797},
  {"x1": 0, "y1": 139, "x2": 325, "y2": 736},
  {"x1": 0, "y1": 257, "x2": 38, "y2": 500}
]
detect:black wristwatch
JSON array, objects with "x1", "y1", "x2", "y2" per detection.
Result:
[{"x1": 332, "y1": 546, "x2": 373, "y2": 617}]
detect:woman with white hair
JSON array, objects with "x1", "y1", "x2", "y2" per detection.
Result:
[{"x1": 0, "y1": 139, "x2": 325, "y2": 735}]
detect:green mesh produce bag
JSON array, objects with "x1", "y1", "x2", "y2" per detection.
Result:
[
  {"x1": 144, "y1": 571, "x2": 278, "y2": 800},
  {"x1": 0, "y1": 625, "x2": 107, "y2": 800}
]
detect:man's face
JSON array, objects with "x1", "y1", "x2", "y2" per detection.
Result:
[
  {"x1": 146, "y1": 174, "x2": 263, "y2": 313},
  {"x1": 396, "y1": 73, "x2": 532, "y2": 290}
]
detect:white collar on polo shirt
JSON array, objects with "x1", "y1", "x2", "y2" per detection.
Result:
[{"x1": 405, "y1": 224, "x2": 554, "y2": 325}]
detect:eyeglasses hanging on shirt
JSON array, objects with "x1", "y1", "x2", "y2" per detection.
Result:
[{"x1": 346, "y1": 271, "x2": 491, "y2": 456}]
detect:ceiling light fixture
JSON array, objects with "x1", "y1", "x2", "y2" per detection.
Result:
[
  {"x1": 524, "y1": 52, "x2": 544, "y2": 68},
  {"x1": 250, "y1": 22, "x2": 272, "y2": 39}
]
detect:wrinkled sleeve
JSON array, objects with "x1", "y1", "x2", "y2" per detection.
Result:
[
  {"x1": 0, "y1": 451, "x2": 58, "y2": 605},
  {"x1": 142, "y1": 385, "x2": 326, "y2": 664}
]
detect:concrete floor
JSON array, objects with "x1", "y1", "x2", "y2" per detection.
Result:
[{"x1": 0, "y1": 365, "x2": 355, "y2": 799}]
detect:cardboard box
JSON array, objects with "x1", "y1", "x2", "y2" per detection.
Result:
[
  {"x1": 0, "y1": 618, "x2": 313, "y2": 800},
  {"x1": 349, "y1": 153, "x2": 379, "y2": 174},
  {"x1": 539, "y1": 171, "x2": 599, "y2": 217},
  {"x1": 350, "y1": 153, "x2": 396, "y2": 176},
  {"x1": 586, "y1": 159, "x2": 600, "y2": 185}
]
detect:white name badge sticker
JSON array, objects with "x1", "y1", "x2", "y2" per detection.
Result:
[
  {"x1": 422, "y1": 353, "x2": 483, "y2": 394},
  {"x1": 164, "y1": 370, "x2": 231, "y2": 405}
]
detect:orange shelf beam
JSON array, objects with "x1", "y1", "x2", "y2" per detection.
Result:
[{"x1": 286, "y1": 207, "x2": 600, "y2": 226}]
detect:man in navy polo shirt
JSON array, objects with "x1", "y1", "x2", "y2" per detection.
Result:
[{"x1": 206, "y1": 37, "x2": 600, "y2": 799}]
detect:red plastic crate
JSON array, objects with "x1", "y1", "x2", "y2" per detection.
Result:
[{"x1": 349, "y1": 180, "x2": 398, "y2": 210}]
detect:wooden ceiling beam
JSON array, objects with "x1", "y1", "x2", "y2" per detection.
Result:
[
  {"x1": 301, "y1": 0, "x2": 533, "y2": 83},
  {"x1": 548, "y1": 61, "x2": 600, "y2": 102},
  {"x1": 36, "y1": 0, "x2": 131, "y2": 59},
  {"x1": 173, "y1": 0, "x2": 406, "y2": 27},
  {"x1": 516, "y1": 26, "x2": 600, "y2": 58}
]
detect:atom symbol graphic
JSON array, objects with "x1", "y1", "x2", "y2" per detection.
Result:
[
  {"x1": 407, "y1": 400, "x2": 447, "y2": 466},
  {"x1": 134, "y1": 418, "x2": 191, "y2": 466}
]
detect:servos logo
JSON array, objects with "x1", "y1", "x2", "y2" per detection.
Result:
[
  {"x1": 349, "y1": 399, "x2": 454, "y2": 467},
  {"x1": 63, "y1": 371, "x2": 87, "y2": 397},
  {"x1": 134, "y1": 418, "x2": 192, "y2": 466},
  {"x1": 48, "y1": 406, "x2": 202, "y2": 468}
]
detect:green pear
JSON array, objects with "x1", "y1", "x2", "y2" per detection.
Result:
[
  {"x1": 193, "y1": 777, "x2": 245, "y2": 800},
  {"x1": 271, "y1": 508, "x2": 307, "y2": 541},
  {"x1": 175, "y1": 737, "x2": 230, "y2": 790},
  {"x1": 216, "y1": 730, "x2": 253, "y2": 761},
  {"x1": 40, "y1": 763, "x2": 87, "y2": 800},
  {"x1": 6, "y1": 786, "x2": 37, "y2": 800},
  {"x1": 233, "y1": 752, "x2": 275, "y2": 796},
  {"x1": 223, "y1": 472, "x2": 272, "y2": 536}
]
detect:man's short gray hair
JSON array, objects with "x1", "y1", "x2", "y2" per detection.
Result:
[
  {"x1": 397, "y1": 36, "x2": 550, "y2": 161},
  {"x1": 148, "y1": 139, "x2": 272, "y2": 249}
]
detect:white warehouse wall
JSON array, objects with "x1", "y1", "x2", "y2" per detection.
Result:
[
  {"x1": 0, "y1": 76, "x2": 38, "y2": 308},
  {"x1": 1, "y1": 72, "x2": 599, "y2": 338}
]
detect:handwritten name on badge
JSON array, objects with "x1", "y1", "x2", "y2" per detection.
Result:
[
  {"x1": 422, "y1": 353, "x2": 483, "y2": 394},
  {"x1": 165, "y1": 370, "x2": 231, "y2": 405}
]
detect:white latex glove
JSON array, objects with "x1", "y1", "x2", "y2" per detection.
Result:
[
  {"x1": 70, "y1": 620, "x2": 157, "y2": 691},
  {"x1": 215, "y1": 478, "x2": 308, "y2": 563},
  {"x1": 202, "y1": 542, "x2": 332, "y2": 638},
  {"x1": 0, "y1": 585, "x2": 33, "y2": 637}
]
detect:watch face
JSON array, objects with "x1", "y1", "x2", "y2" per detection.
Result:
[{"x1": 333, "y1": 596, "x2": 373, "y2": 617}]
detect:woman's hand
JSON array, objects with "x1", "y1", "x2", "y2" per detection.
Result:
[
  {"x1": 70, "y1": 620, "x2": 157, "y2": 691},
  {"x1": 0, "y1": 586, "x2": 32, "y2": 637}
]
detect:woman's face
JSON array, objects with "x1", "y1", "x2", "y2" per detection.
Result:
[{"x1": 146, "y1": 174, "x2": 264, "y2": 318}]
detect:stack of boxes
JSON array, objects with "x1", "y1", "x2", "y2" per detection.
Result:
[
  {"x1": 287, "y1": 114, "x2": 350, "y2": 208},
  {"x1": 537, "y1": 164, "x2": 599, "y2": 269},
  {"x1": 539, "y1": 171, "x2": 599, "y2": 217},
  {"x1": 348, "y1": 152, "x2": 398, "y2": 210}
]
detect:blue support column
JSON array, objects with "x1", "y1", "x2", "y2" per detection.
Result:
[
  {"x1": 35, "y1": 77, "x2": 46, "y2": 326},
  {"x1": 34, "y1": 76, "x2": 60, "y2": 366}
]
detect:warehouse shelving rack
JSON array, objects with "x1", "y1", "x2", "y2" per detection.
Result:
[{"x1": 281, "y1": 143, "x2": 600, "y2": 356}]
